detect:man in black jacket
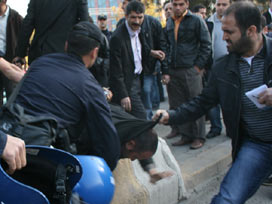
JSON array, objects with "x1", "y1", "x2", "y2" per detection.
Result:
[
  {"x1": 0, "y1": 0, "x2": 23, "y2": 104},
  {"x1": 164, "y1": 0, "x2": 211, "y2": 149},
  {"x1": 117, "y1": 0, "x2": 169, "y2": 120},
  {"x1": 263, "y1": 0, "x2": 272, "y2": 25},
  {"x1": 154, "y1": 2, "x2": 272, "y2": 203},
  {"x1": 13, "y1": 0, "x2": 89, "y2": 65}
]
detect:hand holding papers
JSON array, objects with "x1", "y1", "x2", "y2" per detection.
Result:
[{"x1": 245, "y1": 84, "x2": 268, "y2": 108}]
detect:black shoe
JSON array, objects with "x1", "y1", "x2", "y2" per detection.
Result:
[
  {"x1": 206, "y1": 131, "x2": 221, "y2": 139},
  {"x1": 262, "y1": 176, "x2": 272, "y2": 186}
]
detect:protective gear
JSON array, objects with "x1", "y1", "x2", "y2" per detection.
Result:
[
  {"x1": 73, "y1": 155, "x2": 115, "y2": 204},
  {"x1": 0, "y1": 145, "x2": 115, "y2": 204}
]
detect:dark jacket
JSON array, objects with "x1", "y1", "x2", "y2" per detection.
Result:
[
  {"x1": 168, "y1": 36, "x2": 272, "y2": 160},
  {"x1": 15, "y1": 0, "x2": 88, "y2": 64},
  {"x1": 109, "y1": 22, "x2": 148, "y2": 102},
  {"x1": 165, "y1": 10, "x2": 211, "y2": 69},
  {"x1": 5, "y1": 8, "x2": 23, "y2": 62},
  {"x1": 263, "y1": 10, "x2": 272, "y2": 25},
  {"x1": 117, "y1": 15, "x2": 169, "y2": 75}
]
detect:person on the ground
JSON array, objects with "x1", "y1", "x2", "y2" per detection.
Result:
[
  {"x1": 164, "y1": 0, "x2": 211, "y2": 149},
  {"x1": 13, "y1": 0, "x2": 89, "y2": 65},
  {"x1": 0, "y1": 131, "x2": 26, "y2": 175},
  {"x1": 0, "y1": 56, "x2": 172, "y2": 183},
  {"x1": 0, "y1": 0, "x2": 23, "y2": 104},
  {"x1": 153, "y1": 2, "x2": 272, "y2": 203},
  {"x1": 205, "y1": 0, "x2": 231, "y2": 139}
]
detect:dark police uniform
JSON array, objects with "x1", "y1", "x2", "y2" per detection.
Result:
[{"x1": 15, "y1": 53, "x2": 120, "y2": 170}]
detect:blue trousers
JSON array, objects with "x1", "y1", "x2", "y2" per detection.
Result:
[{"x1": 211, "y1": 139, "x2": 272, "y2": 204}]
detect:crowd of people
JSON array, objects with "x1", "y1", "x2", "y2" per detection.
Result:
[{"x1": 0, "y1": 0, "x2": 272, "y2": 203}]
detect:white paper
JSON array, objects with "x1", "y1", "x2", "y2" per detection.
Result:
[{"x1": 245, "y1": 84, "x2": 268, "y2": 108}]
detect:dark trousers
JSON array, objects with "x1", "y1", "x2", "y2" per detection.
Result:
[
  {"x1": 0, "y1": 72, "x2": 15, "y2": 105},
  {"x1": 167, "y1": 68, "x2": 205, "y2": 139},
  {"x1": 129, "y1": 76, "x2": 147, "y2": 120}
]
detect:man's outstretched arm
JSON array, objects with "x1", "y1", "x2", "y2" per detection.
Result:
[{"x1": 0, "y1": 57, "x2": 24, "y2": 83}]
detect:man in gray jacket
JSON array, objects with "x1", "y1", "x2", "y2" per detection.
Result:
[{"x1": 164, "y1": 0, "x2": 211, "y2": 149}]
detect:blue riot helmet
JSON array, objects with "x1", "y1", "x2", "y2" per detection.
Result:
[
  {"x1": 0, "y1": 145, "x2": 82, "y2": 204},
  {"x1": 72, "y1": 155, "x2": 115, "y2": 204}
]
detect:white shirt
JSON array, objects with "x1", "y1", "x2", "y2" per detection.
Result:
[
  {"x1": 0, "y1": 6, "x2": 9, "y2": 56},
  {"x1": 269, "y1": 8, "x2": 272, "y2": 19},
  {"x1": 125, "y1": 20, "x2": 143, "y2": 75}
]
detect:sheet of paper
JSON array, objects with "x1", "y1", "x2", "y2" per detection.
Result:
[{"x1": 245, "y1": 84, "x2": 268, "y2": 108}]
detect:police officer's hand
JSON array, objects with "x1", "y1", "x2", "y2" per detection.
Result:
[
  {"x1": 2, "y1": 135, "x2": 26, "y2": 175},
  {"x1": 152, "y1": 110, "x2": 169, "y2": 124},
  {"x1": 258, "y1": 88, "x2": 272, "y2": 106},
  {"x1": 121, "y1": 97, "x2": 131, "y2": 112}
]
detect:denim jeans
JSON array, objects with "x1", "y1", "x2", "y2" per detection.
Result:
[
  {"x1": 211, "y1": 139, "x2": 272, "y2": 204},
  {"x1": 142, "y1": 74, "x2": 157, "y2": 120},
  {"x1": 207, "y1": 105, "x2": 222, "y2": 134}
]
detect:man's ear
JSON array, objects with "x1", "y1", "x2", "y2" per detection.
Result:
[
  {"x1": 247, "y1": 25, "x2": 257, "y2": 37},
  {"x1": 125, "y1": 140, "x2": 136, "y2": 151},
  {"x1": 90, "y1": 47, "x2": 99, "y2": 59}
]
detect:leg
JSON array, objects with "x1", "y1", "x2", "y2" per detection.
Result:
[
  {"x1": 211, "y1": 140, "x2": 272, "y2": 204},
  {"x1": 142, "y1": 75, "x2": 154, "y2": 120},
  {"x1": 207, "y1": 105, "x2": 222, "y2": 138}
]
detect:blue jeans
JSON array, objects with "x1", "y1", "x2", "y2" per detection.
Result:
[
  {"x1": 211, "y1": 139, "x2": 272, "y2": 204},
  {"x1": 142, "y1": 75, "x2": 157, "y2": 120},
  {"x1": 208, "y1": 105, "x2": 222, "y2": 134}
]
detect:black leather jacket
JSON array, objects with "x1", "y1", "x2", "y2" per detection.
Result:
[
  {"x1": 168, "y1": 36, "x2": 272, "y2": 159},
  {"x1": 165, "y1": 10, "x2": 211, "y2": 69}
]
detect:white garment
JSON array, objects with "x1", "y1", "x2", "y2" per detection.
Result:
[
  {"x1": 125, "y1": 20, "x2": 143, "y2": 75},
  {"x1": 0, "y1": 6, "x2": 9, "y2": 56}
]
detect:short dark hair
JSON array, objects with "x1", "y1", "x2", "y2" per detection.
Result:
[
  {"x1": 224, "y1": 1, "x2": 262, "y2": 33},
  {"x1": 171, "y1": 0, "x2": 189, "y2": 3},
  {"x1": 192, "y1": 4, "x2": 206, "y2": 13},
  {"x1": 133, "y1": 129, "x2": 158, "y2": 153},
  {"x1": 163, "y1": 0, "x2": 170, "y2": 9},
  {"x1": 67, "y1": 21, "x2": 102, "y2": 56},
  {"x1": 125, "y1": 0, "x2": 145, "y2": 15}
]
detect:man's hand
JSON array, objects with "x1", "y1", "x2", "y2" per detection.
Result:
[
  {"x1": 12, "y1": 57, "x2": 26, "y2": 69},
  {"x1": 194, "y1": 65, "x2": 205, "y2": 77},
  {"x1": 148, "y1": 168, "x2": 174, "y2": 184},
  {"x1": 152, "y1": 109, "x2": 169, "y2": 124},
  {"x1": 150, "y1": 50, "x2": 165, "y2": 61},
  {"x1": 2, "y1": 135, "x2": 26, "y2": 175},
  {"x1": 258, "y1": 88, "x2": 272, "y2": 106},
  {"x1": 121, "y1": 97, "x2": 131, "y2": 112},
  {"x1": 161, "y1": 74, "x2": 170, "y2": 85},
  {"x1": 0, "y1": 57, "x2": 24, "y2": 83},
  {"x1": 103, "y1": 87, "x2": 113, "y2": 102}
]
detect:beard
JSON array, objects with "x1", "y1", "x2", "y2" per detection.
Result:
[{"x1": 226, "y1": 32, "x2": 254, "y2": 56}]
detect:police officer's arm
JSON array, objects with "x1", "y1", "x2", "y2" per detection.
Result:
[
  {"x1": 85, "y1": 85, "x2": 120, "y2": 171},
  {"x1": 0, "y1": 132, "x2": 26, "y2": 175},
  {"x1": 0, "y1": 57, "x2": 24, "y2": 83}
]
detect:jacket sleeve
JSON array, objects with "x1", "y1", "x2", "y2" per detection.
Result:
[
  {"x1": 15, "y1": 0, "x2": 35, "y2": 58},
  {"x1": 85, "y1": 82, "x2": 121, "y2": 170},
  {"x1": 194, "y1": 18, "x2": 212, "y2": 69},
  {"x1": 0, "y1": 131, "x2": 7, "y2": 156},
  {"x1": 76, "y1": 0, "x2": 89, "y2": 22},
  {"x1": 109, "y1": 35, "x2": 129, "y2": 101},
  {"x1": 168, "y1": 69, "x2": 219, "y2": 125}
]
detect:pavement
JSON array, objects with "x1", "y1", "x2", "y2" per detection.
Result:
[{"x1": 153, "y1": 94, "x2": 232, "y2": 200}]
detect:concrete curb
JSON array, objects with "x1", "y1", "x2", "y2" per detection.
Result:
[
  {"x1": 111, "y1": 138, "x2": 186, "y2": 204},
  {"x1": 180, "y1": 140, "x2": 232, "y2": 191}
]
